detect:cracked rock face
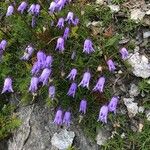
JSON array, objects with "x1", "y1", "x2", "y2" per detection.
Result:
[
  {"x1": 128, "y1": 52, "x2": 150, "y2": 78},
  {"x1": 8, "y1": 102, "x2": 98, "y2": 150},
  {"x1": 129, "y1": 84, "x2": 140, "y2": 97}
]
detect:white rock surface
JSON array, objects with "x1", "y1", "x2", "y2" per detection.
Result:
[
  {"x1": 108, "y1": 5, "x2": 120, "y2": 13},
  {"x1": 96, "y1": 0, "x2": 104, "y2": 5},
  {"x1": 138, "y1": 106, "x2": 145, "y2": 113},
  {"x1": 146, "y1": 110, "x2": 150, "y2": 121},
  {"x1": 143, "y1": 31, "x2": 150, "y2": 38},
  {"x1": 127, "y1": 52, "x2": 150, "y2": 78},
  {"x1": 123, "y1": 98, "x2": 138, "y2": 118},
  {"x1": 130, "y1": 9, "x2": 145, "y2": 22},
  {"x1": 129, "y1": 84, "x2": 140, "y2": 97},
  {"x1": 51, "y1": 129, "x2": 75, "y2": 150}
]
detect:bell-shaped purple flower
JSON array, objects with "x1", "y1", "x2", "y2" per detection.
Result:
[
  {"x1": 63, "y1": 111, "x2": 71, "y2": 127},
  {"x1": 31, "y1": 61, "x2": 42, "y2": 75},
  {"x1": 56, "y1": 18, "x2": 65, "y2": 29},
  {"x1": 93, "y1": 77, "x2": 105, "y2": 93},
  {"x1": 79, "y1": 99, "x2": 87, "y2": 114},
  {"x1": 28, "y1": 4, "x2": 36, "y2": 14},
  {"x1": 78, "y1": 72, "x2": 91, "y2": 89},
  {"x1": 63, "y1": 27, "x2": 70, "y2": 40},
  {"x1": 6, "y1": 5, "x2": 14, "y2": 16},
  {"x1": 39, "y1": 68, "x2": 51, "y2": 86},
  {"x1": 53, "y1": 109, "x2": 63, "y2": 125},
  {"x1": 29, "y1": 77, "x2": 39, "y2": 93},
  {"x1": 49, "y1": 85, "x2": 55, "y2": 100},
  {"x1": 34, "y1": 4, "x2": 40, "y2": 15},
  {"x1": 0, "y1": 40, "x2": 7, "y2": 50},
  {"x1": 120, "y1": 47, "x2": 129, "y2": 60},
  {"x1": 37, "y1": 51, "x2": 46, "y2": 67},
  {"x1": 2, "y1": 77, "x2": 14, "y2": 94},
  {"x1": 108, "y1": 96, "x2": 119, "y2": 113},
  {"x1": 55, "y1": 37, "x2": 65, "y2": 52},
  {"x1": 83, "y1": 39, "x2": 94, "y2": 54},
  {"x1": 107, "y1": 59, "x2": 116, "y2": 72},
  {"x1": 67, "y1": 82, "x2": 77, "y2": 98},
  {"x1": 57, "y1": 0, "x2": 66, "y2": 11},
  {"x1": 17, "y1": 1, "x2": 28, "y2": 14},
  {"x1": 65, "y1": 12, "x2": 74, "y2": 24},
  {"x1": 49, "y1": 2, "x2": 57, "y2": 13},
  {"x1": 73, "y1": 17, "x2": 79, "y2": 26},
  {"x1": 98, "y1": 105, "x2": 108, "y2": 123},
  {"x1": 25, "y1": 45, "x2": 34, "y2": 55},
  {"x1": 66, "y1": 68, "x2": 77, "y2": 80},
  {"x1": 45, "y1": 55, "x2": 53, "y2": 68}
]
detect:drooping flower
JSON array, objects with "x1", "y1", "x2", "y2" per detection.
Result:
[
  {"x1": 79, "y1": 99, "x2": 87, "y2": 114},
  {"x1": 97, "y1": 105, "x2": 108, "y2": 123},
  {"x1": 29, "y1": 77, "x2": 39, "y2": 93},
  {"x1": 53, "y1": 109, "x2": 63, "y2": 125},
  {"x1": 63, "y1": 27, "x2": 70, "y2": 40},
  {"x1": 49, "y1": 2, "x2": 57, "y2": 13},
  {"x1": 78, "y1": 72, "x2": 91, "y2": 89},
  {"x1": 25, "y1": 45, "x2": 34, "y2": 55},
  {"x1": 6, "y1": 5, "x2": 14, "y2": 16},
  {"x1": 56, "y1": 0, "x2": 66, "y2": 11},
  {"x1": 31, "y1": 61, "x2": 42, "y2": 75},
  {"x1": 31, "y1": 16, "x2": 36, "y2": 28},
  {"x1": 63, "y1": 111, "x2": 71, "y2": 127},
  {"x1": 120, "y1": 47, "x2": 129, "y2": 60},
  {"x1": 45, "y1": 55, "x2": 53, "y2": 68},
  {"x1": 37, "y1": 51, "x2": 46, "y2": 67},
  {"x1": 93, "y1": 77, "x2": 105, "y2": 93},
  {"x1": 2, "y1": 77, "x2": 14, "y2": 94},
  {"x1": 49, "y1": 85, "x2": 55, "y2": 100},
  {"x1": 55, "y1": 37, "x2": 65, "y2": 52},
  {"x1": 67, "y1": 82, "x2": 77, "y2": 98},
  {"x1": 39, "y1": 68, "x2": 51, "y2": 86},
  {"x1": 65, "y1": 12, "x2": 74, "y2": 24},
  {"x1": 28, "y1": 4, "x2": 36, "y2": 14},
  {"x1": 66, "y1": 68, "x2": 77, "y2": 80},
  {"x1": 56, "y1": 18, "x2": 65, "y2": 29},
  {"x1": 107, "y1": 59, "x2": 116, "y2": 72},
  {"x1": 0, "y1": 40, "x2": 7, "y2": 50},
  {"x1": 108, "y1": 96, "x2": 119, "y2": 113},
  {"x1": 17, "y1": 1, "x2": 28, "y2": 14},
  {"x1": 83, "y1": 39, "x2": 94, "y2": 54},
  {"x1": 34, "y1": 4, "x2": 40, "y2": 15},
  {"x1": 73, "y1": 17, "x2": 79, "y2": 26}
]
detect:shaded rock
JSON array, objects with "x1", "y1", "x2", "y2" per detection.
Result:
[
  {"x1": 127, "y1": 52, "x2": 150, "y2": 78},
  {"x1": 108, "y1": 5, "x2": 120, "y2": 13},
  {"x1": 138, "y1": 106, "x2": 145, "y2": 113},
  {"x1": 123, "y1": 98, "x2": 138, "y2": 118},
  {"x1": 119, "y1": 38, "x2": 130, "y2": 44},
  {"x1": 143, "y1": 31, "x2": 150, "y2": 38},
  {"x1": 51, "y1": 130, "x2": 75, "y2": 150},
  {"x1": 96, "y1": 128, "x2": 111, "y2": 146},
  {"x1": 129, "y1": 84, "x2": 140, "y2": 97},
  {"x1": 130, "y1": 9, "x2": 145, "y2": 22}
]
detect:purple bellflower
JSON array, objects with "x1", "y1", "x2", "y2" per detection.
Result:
[
  {"x1": 37, "y1": 51, "x2": 46, "y2": 67},
  {"x1": 6, "y1": 5, "x2": 14, "y2": 16},
  {"x1": 17, "y1": 1, "x2": 28, "y2": 14},
  {"x1": 49, "y1": 85, "x2": 55, "y2": 100},
  {"x1": 79, "y1": 99, "x2": 87, "y2": 114},
  {"x1": 25, "y1": 45, "x2": 34, "y2": 55},
  {"x1": 0, "y1": 40, "x2": 7, "y2": 50},
  {"x1": 57, "y1": 18, "x2": 65, "y2": 29},
  {"x1": 93, "y1": 77, "x2": 105, "y2": 93},
  {"x1": 28, "y1": 4, "x2": 36, "y2": 14},
  {"x1": 98, "y1": 105, "x2": 108, "y2": 123},
  {"x1": 49, "y1": 2, "x2": 57, "y2": 13},
  {"x1": 53, "y1": 109, "x2": 63, "y2": 125},
  {"x1": 108, "y1": 96, "x2": 119, "y2": 113},
  {"x1": 66, "y1": 68, "x2": 77, "y2": 80},
  {"x1": 65, "y1": 12, "x2": 74, "y2": 24},
  {"x1": 107, "y1": 59, "x2": 116, "y2": 72},
  {"x1": 29, "y1": 77, "x2": 39, "y2": 93},
  {"x1": 2, "y1": 77, "x2": 14, "y2": 94},
  {"x1": 31, "y1": 61, "x2": 42, "y2": 75},
  {"x1": 63, "y1": 27, "x2": 70, "y2": 40},
  {"x1": 39, "y1": 68, "x2": 51, "y2": 86},
  {"x1": 34, "y1": 4, "x2": 40, "y2": 15},
  {"x1": 55, "y1": 37, "x2": 65, "y2": 52},
  {"x1": 45, "y1": 55, "x2": 53, "y2": 68},
  {"x1": 83, "y1": 39, "x2": 94, "y2": 54},
  {"x1": 78, "y1": 72, "x2": 91, "y2": 89},
  {"x1": 67, "y1": 82, "x2": 77, "y2": 98},
  {"x1": 56, "y1": 0, "x2": 66, "y2": 11},
  {"x1": 120, "y1": 47, "x2": 129, "y2": 60},
  {"x1": 73, "y1": 17, "x2": 79, "y2": 26},
  {"x1": 63, "y1": 111, "x2": 71, "y2": 127}
]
